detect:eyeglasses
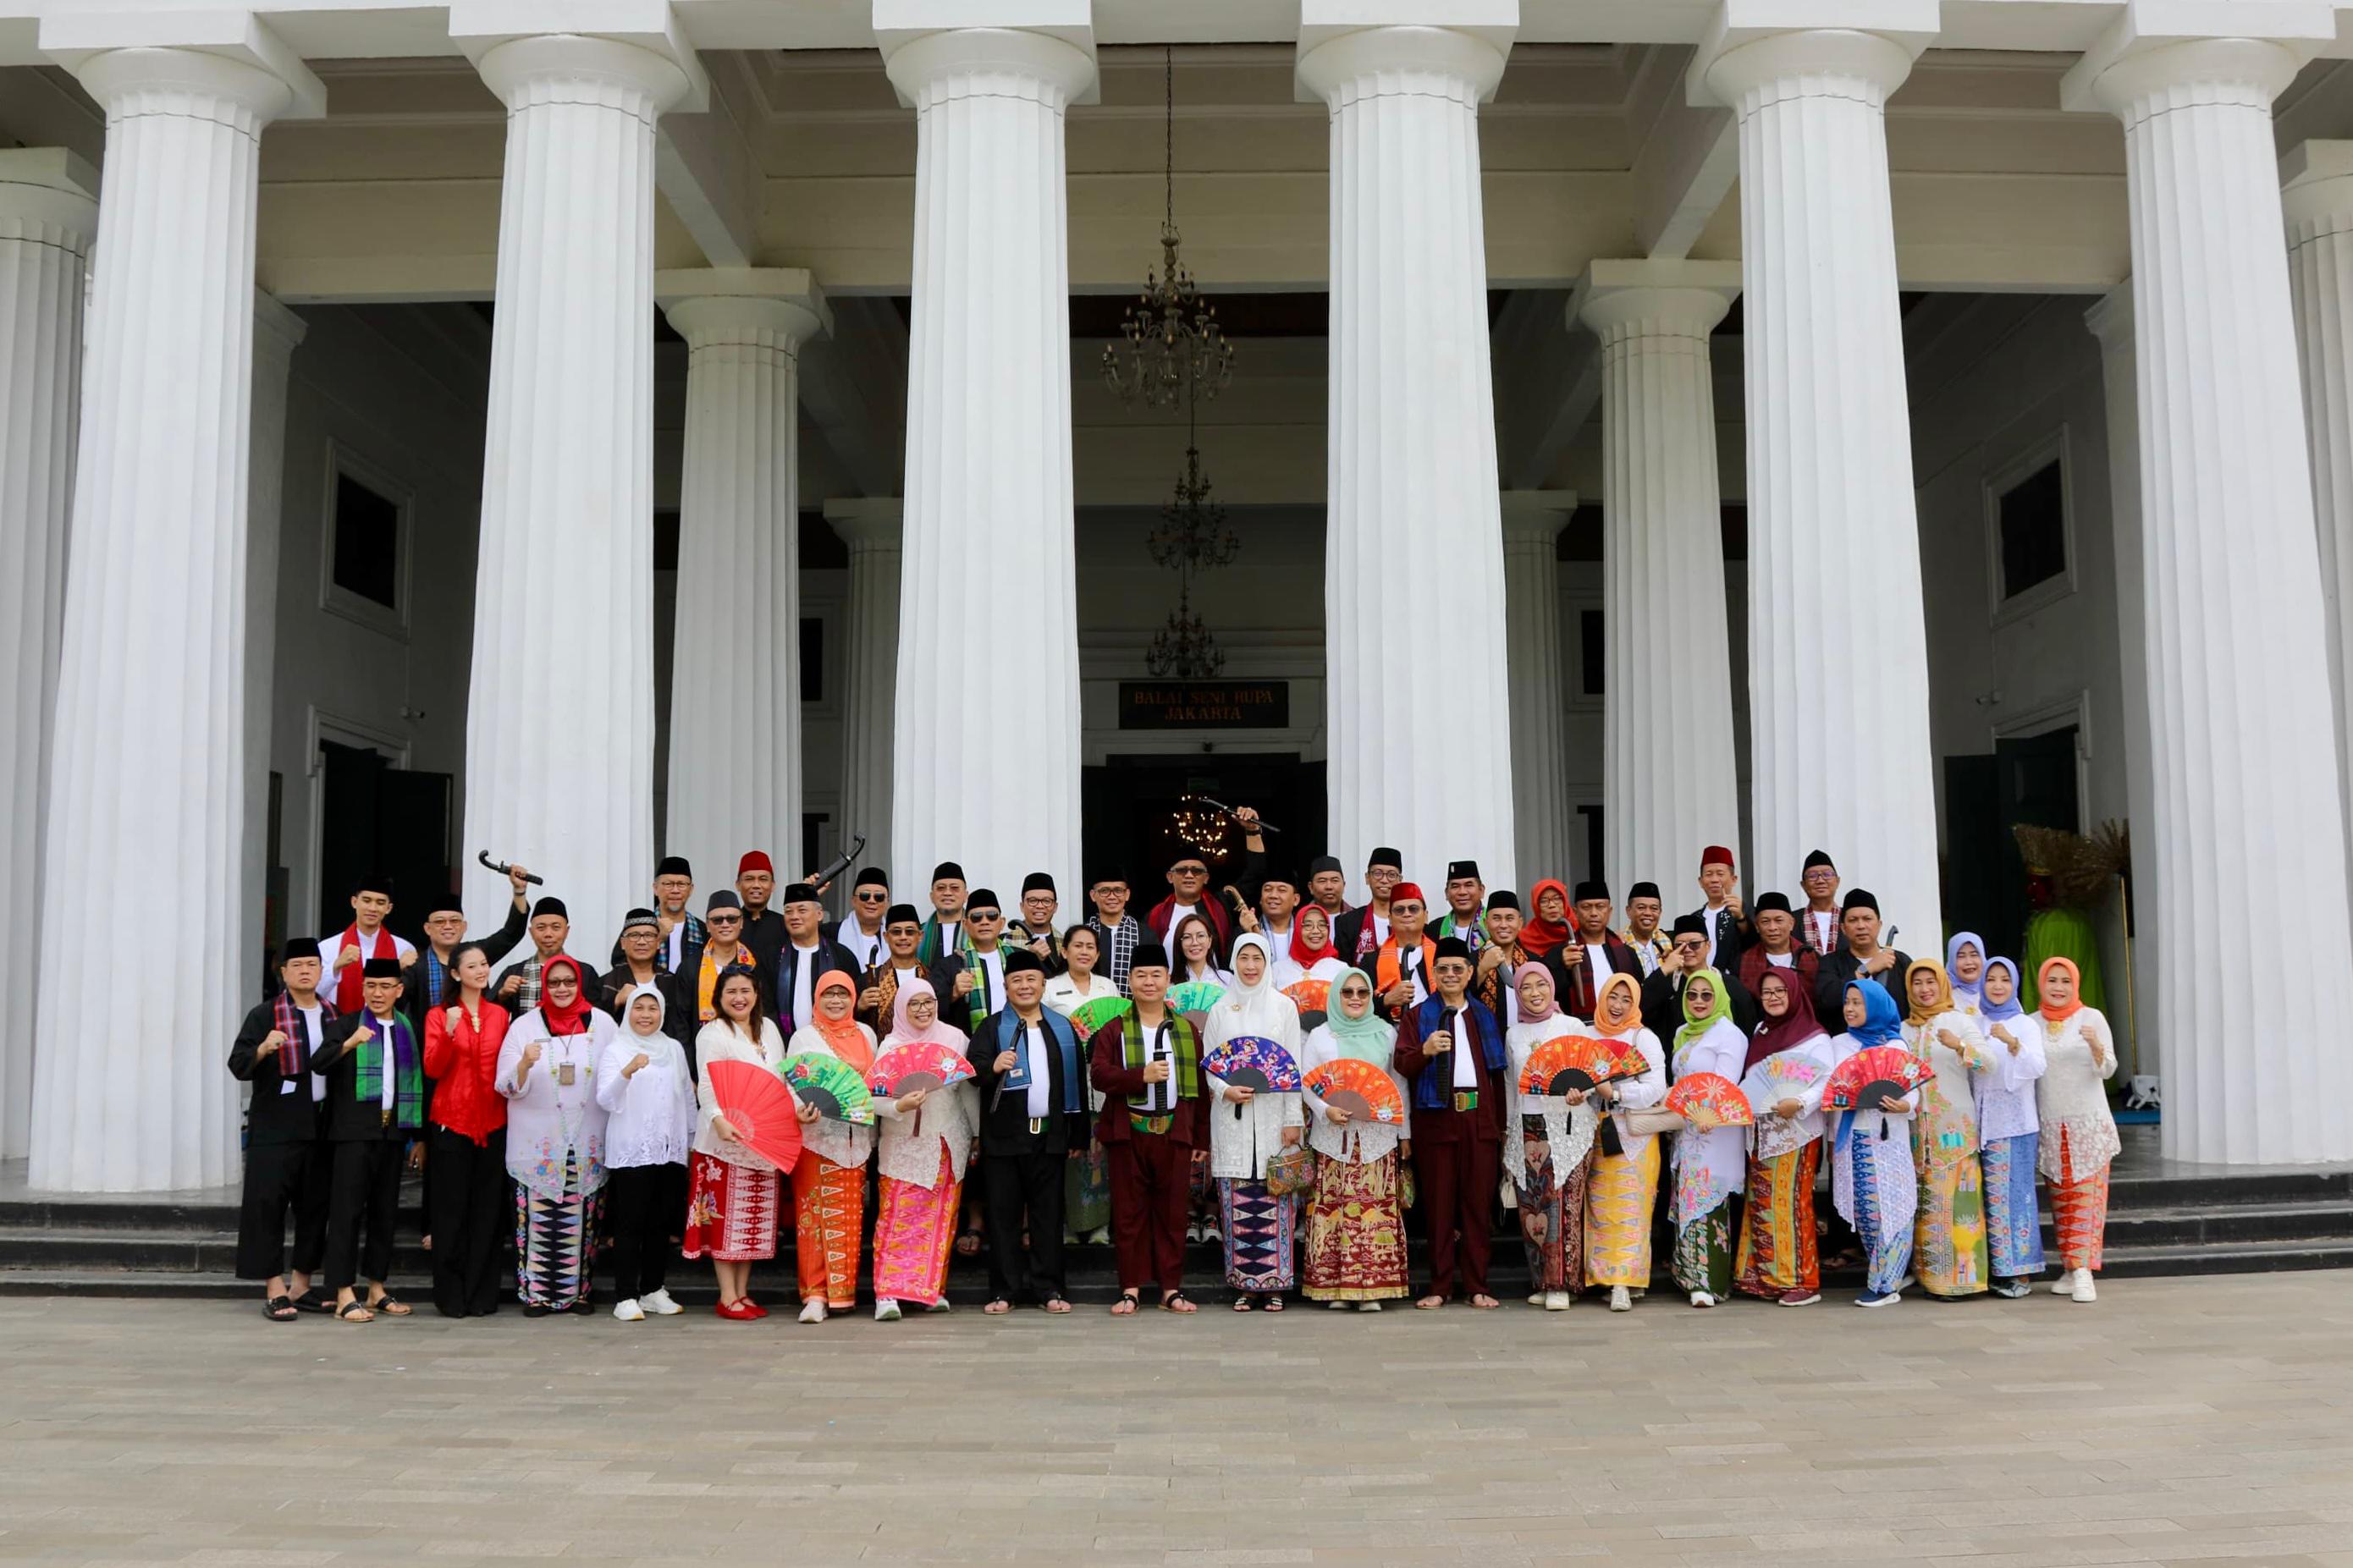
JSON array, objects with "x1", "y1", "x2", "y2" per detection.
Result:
[
  {"x1": 968, "y1": 910, "x2": 1002, "y2": 922},
  {"x1": 1171, "y1": 864, "x2": 1207, "y2": 876},
  {"x1": 1338, "y1": 987, "x2": 1371, "y2": 999},
  {"x1": 855, "y1": 890, "x2": 889, "y2": 902},
  {"x1": 708, "y1": 914, "x2": 742, "y2": 927}
]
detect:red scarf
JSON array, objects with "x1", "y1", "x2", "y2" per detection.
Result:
[
  {"x1": 1289, "y1": 915, "x2": 1339, "y2": 968},
  {"x1": 332, "y1": 923, "x2": 395, "y2": 1015},
  {"x1": 538, "y1": 955, "x2": 592, "y2": 1035},
  {"x1": 1519, "y1": 878, "x2": 1573, "y2": 960}
]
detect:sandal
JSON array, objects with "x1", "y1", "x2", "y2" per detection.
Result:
[
  {"x1": 1110, "y1": 1292, "x2": 1140, "y2": 1316},
  {"x1": 1041, "y1": 1296, "x2": 1072, "y2": 1314},
  {"x1": 1232, "y1": 1296, "x2": 1256, "y2": 1312},
  {"x1": 954, "y1": 1231, "x2": 981, "y2": 1258},
  {"x1": 291, "y1": 1289, "x2": 333, "y2": 1315},
  {"x1": 1265, "y1": 1295, "x2": 1285, "y2": 1312},
  {"x1": 1160, "y1": 1290, "x2": 1197, "y2": 1314},
  {"x1": 1469, "y1": 1294, "x2": 1501, "y2": 1309},
  {"x1": 337, "y1": 1300, "x2": 374, "y2": 1323},
  {"x1": 369, "y1": 1294, "x2": 413, "y2": 1317},
  {"x1": 983, "y1": 1299, "x2": 1012, "y2": 1315},
  {"x1": 263, "y1": 1296, "x2": 297, "y2": 1322},
  {"x1": 1413, "y1": 1295, "x2": 1445, "y2": 1310}
]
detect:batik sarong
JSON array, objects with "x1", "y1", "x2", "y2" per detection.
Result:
[
  {"x1": 1515, "y1": 1135, "x2": 1593, "y2": 1293},
  {"x1": 1915, "y1": 1153, "x2": 1989, "y2": 1297},
  {"x1": 873, "y1": 1147, "x2": 961, "y2": 1306},
  {"x1": 1734, "y1": 1142, "x2": 1821, "y2": 1298},
  {"x1": 1584, "y1": 1136, "x2": 1660, "y2": 1290},
  {"x1": 1218, "y1": 1176, "x2": 1297, "y2": 1292},
  {"x1": 1848, "y1": 1130, "x2": 1913, "y2": 1295},
  {"x1": 1301, "y1": 1151, "x2": 1408, "y2": 1301},
  {"x1": 1672, "y1": 1201, "x2": 1734, "y2": 1298},
  {"x1": 791, "y1": 1152, "x2": 867, "y2": 1308},
  {"x1": 681, "y1": 1151, "x2": 779, "y2": 1263},
  {"x1": 1064, "y1": 1145, "x2": 1112, "y2": 1241},
  {"x1": 513, "y1": 1151, "x2": 602, "y2": 1309},
  {"x1": 1981, "y1": 1130, "x2": 2046, "y2": 1279},
  {"x1": 2050, "y1": 1126, "x2": 2110, "y2": 1273}
]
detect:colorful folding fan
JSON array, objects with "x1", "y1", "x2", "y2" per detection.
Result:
[
  {"x1": 1663, "y1": 1071, "x2": 1755, "y2": 1130},
  {"x1": 1201, "y1": 1035, "x2": 1303, "y2": 1092},
  {"x1": 1281, "y1": 979, "x2": 1331, "y2": 1014},
  {"x1": 1517, "y1": 1035, "x2": 1647, "y2": 1097},
  {"x1": 1740, "y1": 1054, "x2": 1827, "y2": 1118},
  {"x1": 706, "y1": 1059, "x2": 803, "y2": 1173},
  {"x1": 1303, "y1": 1057, "x2": 1406, "y2": 1125},
  {"x1": 781, "y1": 1052, "x2": 876, "y2": 1124},
  {"x1": 1823, "y1": 1046, "x2": 1933, "y2": 1112},
  {"x1": 1168, "y1": 980, "x2": 1228, "y2": 1015},
  {"x1": 868, "y1": 1040, "x2": 975, "y2": 1098},
  {"x1": 1068, "y1": 996, "x2": 1133, "y2": 1040}
]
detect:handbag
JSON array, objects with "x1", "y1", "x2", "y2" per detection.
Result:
[{"x1": 1264, "y1": 1144, "x2": 1314, "y2": 1198}]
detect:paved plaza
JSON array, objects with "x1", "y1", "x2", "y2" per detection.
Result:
[{"x1": 3, "y1": 1274, "x2": 2351, "y2": 1566}]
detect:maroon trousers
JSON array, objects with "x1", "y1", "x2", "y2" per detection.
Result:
[
  {"x1": 1418, "y1": 1135, "x2": 1500, "y2": 1299},
  {"x1": 1108, "y1": 1132, "x2": 1192, "y2": 1292}
]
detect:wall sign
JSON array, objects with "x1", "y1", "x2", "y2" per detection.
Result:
[{"x1": 1118, "y1": 680, "x2": 1290, "y2": 730}]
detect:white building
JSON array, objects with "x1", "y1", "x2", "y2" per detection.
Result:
[{"x1": 4, "y1": 0, "x2": 2352, "y2": 1190}]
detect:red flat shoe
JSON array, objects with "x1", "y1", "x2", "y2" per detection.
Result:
[
  {"x1": 743, "y1": 1297, "x2": 769, "y2": 1318},
  {"x1": 714, "y1": 1298, "x2": 758, "y2": 1321}
]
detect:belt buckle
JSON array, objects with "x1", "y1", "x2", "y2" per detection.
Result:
[
  {"x1": 1452, "y1": 1091, "x2": 1474, "y2": 1114},
  {"x1": 1028, "y1": 1116, "x2": 1045, "y2": 1136},
  {"x1": 381, "y1": 1108, "x2": 393, "y2": 1129}
]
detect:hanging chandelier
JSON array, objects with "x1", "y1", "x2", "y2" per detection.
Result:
[
  {"x1": 1146, "y1": 583, "x2": 1226, "y2": 679},
  {"x1": 1147, "y1": 398, "x2": 1239, "y2": 575},
  {"x1": 1101, "y1": 47, "x2": 1235, "y2": 410}
]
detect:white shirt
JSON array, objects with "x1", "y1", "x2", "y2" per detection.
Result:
[
  {"x1": 295, "y1": 1004, "x2": 325, "y2": 1100},
  {"x1": 1400, "y1": 947, "x2": 1429, "y2": 1007},
  {"x1": 1022, "y1": 1021, "x2": 1051, "y2": 1119},
  {"x1": 1167, "y1": 901, "x2": 1198, "y2": 938},
  {"x1": 1138, "y1": 1018, "x2": 1175, "y2": 1114},
  {"x1": 1371, "y1": 913, "x2": 1391, "y2": 948},
  {"x1": 1700, "y1": 904, "x2": 1729, "y2": 968},
  {"x1": 1806, "y1": 909, "x2": 1838, "y2": 954},
  {"x1": 973, "y1": 948, "x2": 1006, "y2": 1015},
  {"x1": 322, "y1": 926, "x2": 416, "y2": 974},
  {"x1": 1583, "y1": 942, "x2": 1611, "y2": 981},
  {"x1": 663, "y1": 918, "x2": 688, "y2": 972},
  {"x1": 1767, "y1": 950, "x2": 1795, "y2": 968},
  {"x1": 1446, "y1": 1005, "x2": 1476, "y2": 1088},
  {"x1": 789, "y1": 941, "x2": 820, "y2": 1032},
  {"x1": 836, "y1": 917, "x2": 884, "y2": 971},
  {"x1": 367, "y1": 1010, "x2": 400, "y2": 1110}
]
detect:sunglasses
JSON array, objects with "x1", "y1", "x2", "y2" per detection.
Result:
[
  {"x1": 1171, "y1": 865, "x2": 1207, "y2": 876},
  {"x1": 708, "y1": 914, "x2": 742, "y2": 926},
  {"x1": 855, "y1": 890, "x2": 889, "y2": 901}
]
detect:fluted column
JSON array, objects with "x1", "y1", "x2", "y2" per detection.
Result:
[
  {"x1": 1579, "y1": 261, "x2": 1742, "y2": 895},
  {"x1": 657, "y1": 272, "x2": 829, "y2": 888},
  {"x1": 1302, "y1": 14, "x2": 1518, "y2": 891},
  {"x1": 2069, "y1": 29, "x2": 2353, "y2": 1164},
  {"x1": 459, "y1": 36, "x2": 691, "y2": 955},
  {"x1": 881, "y1": 18, "x2": 1091, "y2": 898},
  {"x1": 1697, "y1": 26, "x2": 1941, "y2": 944},
  {"x1": 828, "y1": 498, "x2": 903, "y2": 868},
  {"x1": 0, "y1": 150, "x2": 95, "y2": 1162},
  {"x1": 242, "y1": 292, "x2": 305, "y2": 1023},
  {"x1": 29, "y1": 47, "x2": 307, "y2": 1191},
  {"x1": 2284, "y1": 141, "x2": 2353, "y2": 894},
  {"x1": 1499, "y1": 492, "x2": 1573, "y2": 883}
]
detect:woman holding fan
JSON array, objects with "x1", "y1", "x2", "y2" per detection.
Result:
[
  {"x1": 1502, "y1": 963, "x2": 1603, "y2": 1312},
  {"x1": 785, "y1": 971, "x2": 880, "y2": 1323},
  {"x1": 869, "y1": 977, "x2": 978, "y2": 1320},
  {"x1": 1827, "y1": 979, "x2": 1918, "y2": 1307},
  {"x1": 1299, "y1": 966, "x2": 1412, "y2": 1309},
  {"x1": 1273, "y1": 904, "x2": 1347, "y2": 990},
  {"x1": 1903, "y1": 960, "x2": 1992, "y2": 1299},
  {"x1": 1669, "y1": 969, "x2": 1749, "y2": 1307},
  {"x1": 2035, "y1": 956, "x2": 2120, "y2": 1303},
  {"x1": 1586, "y1": 972, "x2": 1667, "y2": 1312},
  {"x1": 1201, "y1": 934, "x2": 1306, "y2": 1310},
  {"x1": 1973, "y1": 957, "x2": 2048, "y2": 1298},
  {"x1": 686, "y1": 966, "x2": 796, "y2": 1320},
  {"x1": 1733, "y1": 971, "x2": 1836, "y2": 1307}
]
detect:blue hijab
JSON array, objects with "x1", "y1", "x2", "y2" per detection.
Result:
[
  {"x1": 1978, "y1": 957, "x2": 2025, "y2": 1023},
  {"x1": 1842, "y1": 979, "x2": 1902, "y2": 1047},
  {"x1": 1945, "y1": 931, "x2": 1986, "y2": 1010}
]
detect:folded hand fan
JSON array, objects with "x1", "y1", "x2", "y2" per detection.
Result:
[
  {"x1": 1068, "y1": 996, "x2": 1132, "y2": 1040},
  {"x1": 1518, "y1": 1035, "x2": 1646, "y2": 1096},
  {"x1": 1663, "y1": 1071, "x2": 1755, "y2": 1130},
  {"x1": 781, "y1": 1052, "x2": 877, "y2": 1124},
  {"x1": 707, "y1": 1059, "x2": 804, "y2": 1172},
  {"x1": 1303, "y1": 1057, "x2": 1406, "y2": 1125},
  {"x1": 868, "y1": 1040, "x2": 975, "y2": 1098},
  {"x1": 1740, "y1": 1055, "x2": 1827, "y2": 1117},
  {"x1": 1298, "y1": 1010, "x2": 1329, "y2": 1035},
  {"x1": 1201, "y1": 1035, "x2": 1303, "y2": 1092},
  {"x1": 1168, "y1": 980, "x2": 1228, "y2": 1015},
  {"x1": 1823, "y1": 1046, "x2": 1932, "y2": 1112},
  {"x1": 1281, "y1": 979, "x2": 1331, "y2": 1014}
]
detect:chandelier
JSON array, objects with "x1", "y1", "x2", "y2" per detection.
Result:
[
  {"x1": 1147, "y1": 400, "x2": 1238, "y2": 575},
  {"x1": 1101, "y1": 48, "x2": 1235, "y2": 410},
  {"x1": 1147, "y1": 583, "x2": 1226, "y2": 679}
]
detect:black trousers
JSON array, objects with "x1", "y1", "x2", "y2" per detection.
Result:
[
  {"x1": 323, "y1": 1138, "x2": 403, "y2": 1293},
  {"x1": 604, "y1": 1162, "x2": 685, "y2": 1302},
  {"x1": 234, "y1": 1137, "x2": 329, "y2": 1282},
  {"x1": 424, "y1": 1125, "x2": 508, "y2": 1317},
  {"x1": 982, "y1": 1149, "x2": 1067, "y2": 1303}
]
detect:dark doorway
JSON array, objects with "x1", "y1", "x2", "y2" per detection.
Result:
[
  {"x1": 1082, "y1": 754, "x2": 1326, "y2": 905},
  {"x1": 316, "y1": 739, "x2": 455, "y2": 942},
  {"x1": 1941, "y1": 726, "x2": 2080, "y2": 965}
]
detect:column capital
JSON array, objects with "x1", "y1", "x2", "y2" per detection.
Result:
[
  {"x1": 1574, "y1": 258, "x2": 1740, "y2": 338},
  {"x1": 2084, "y1": 280, "x2": 2135, "y2": 349},
  {"x1": 40, "y1": 10, "x2": 327, "y2": 120},
  {"x1": 1499, "y1": 490, "x2": 1576, "y2": 546},
  {"x1": 252, "y1": 289, "x2": 308, "y2": 368},
  {"x1": 0, "y1": 149, "x2": 99, "y2": 249},
  {"x1": 825, "y1": 497, "x2": 906, "y2": 551},
  {"x1": 875, "y1": 1, "x2": 1098, "y2": 109},
  {"x1": 2284, "y1": 140, "x2": 2353, "y2": 237},
  {"x1": 658, "y1": 268, "x2": 831, "y2": 349},
  {"x1": 1690, "y1": 2, "x2": 1937, "y2": 110},
  {"x1": 451, "y1": 1, "x2": 708, "y2": 113},
  {"x1": 1295, "y1": 3, "x2": 1515, "y2": 107},
  {"x1": 2060, "y1": 3, "x2": 2329, "y2": 118}
]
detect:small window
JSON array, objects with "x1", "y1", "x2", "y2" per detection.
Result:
[
  {"x1": 800, "y1": 617, "x2": 824, "y2": 702},
  {"x1": 333, "y1": 472, "x2": 400, "y2": 608},
  {"x1": 1998, "y1": 460, "x2": 2066, "y2": 597},
  {"x1": 1580, "y1": 609, "x2": 1605, "y2": 697}
]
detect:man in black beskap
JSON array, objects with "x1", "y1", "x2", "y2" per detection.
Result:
[
  {"x1": 1642, "y1": 914, "x2": 1759, "y2": 1032},
  {"x1": 311, "y1": 957, "x2": 426, "y2": 1322},
  {"x1": 771, "y1": 880, "x2": 863, "y2": 1037},
  {"x1": 1811, "y1": 888, "x2": 1911, "y2": 1021},
  {"x1": 857, "y1": 903, "x2": 967, "y2": 1036},
  {"x1": 1557, "y1": 878, "x2": 1641, "y2": 1022},
  {"x1": 228, "y1": 937, "x2": 338, "y2": 1321}
]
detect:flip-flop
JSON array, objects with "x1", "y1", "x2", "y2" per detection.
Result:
[
  {"x1": 1041, "y1": 1296, "x2": 1072, "y2": 1314},
  {"x1": 291, "y1": 1290, "x2": 333, "y2": 1315},
  {"x1": 1110, "y1": 1294, "x2": 1139, "y2": 1316},
  {"x1": 1264, "y1": 1295, "x2": 1285, "y2": 1313},
  {"x1": 954, "y1": 1232, "x2": 982, "y2": 1257},
  {"x1": 1232, "y1": 1296, "x2": 1256, "y2": 1312},
  {"x1": 982, "y1": 1299, "x2": 1012, "y2": 1315},
  {"x1": 263, "y1": 1296, "x2": 297, "y2": 1322},
  {"x1": 1469, "y1": 1295, "x2": 1501, "y2": 1309},
  {"x1": 1413, "y1": 1296, "x2": 1445, "y2": 1310},
  {"x1": 1160, "y1": 1290, "x2": 1197, "y2": 1314},
  {"x1": 370, "y1": 1295, "x2": 413, "y2": 1317},
  {"x1": 337, "y1": 1300, "x2": 374, "y2": 1323}
]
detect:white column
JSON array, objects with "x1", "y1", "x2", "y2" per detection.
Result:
[
  {"x1": 1696, "y1": 23, "x2": 1942, "y2": 944},
  {"x1": 1499, "y1": 492, "x2": 1573, "y2": 883},
  {"x1": 0, "y1": 149, "x2": 96, "y2": 1162},
  {"x1": 458, "y1": 35, "x2": 692, "y2": 956},
  {"x1": 1301, "y1": 13, "x2": 1519, "y2": 892},
  {"x1": 656, "y1": 271, "x2": 829, "y2": 889},
  {"x1": 2284, "y1": 141, "x2": 2353, "y2": 894},
  {"x1": 2069, "y1": 25, "x2": 2353, "y2": 1164},
  {"x1": 242, "y1": 291, "x2": 305, "y2": 1015},
  {"x1": 828, "y1": 498, "x2": 904, "y2": 874},
  {"x1": 1579, "y1": 260, "x2": 1743, "y2": 896},
  {"x1": 879, "y1": 14, "x2": 1091, "y2": 899},
  {"x1": 29, "y1": 45, "x2": 311, "y2": 1191}
]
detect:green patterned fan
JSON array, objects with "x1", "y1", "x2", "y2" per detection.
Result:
[
  {"x1": 1168, "y1": 979, "x2": 1227, "y2": 1015},
  {"x1": 780, "y1": 1053, "x2": 876, "y2": 1125},
  {"x1": 1069, "y1": 995, "x2": 1133, "y2": 1039}
]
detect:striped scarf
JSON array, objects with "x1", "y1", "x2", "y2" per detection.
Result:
[
  {"x1": 918, "y1": 915, "x2": 972, "y2": 968},
  {"x1": 270, "y1": 990, "x2": 336, "y2": 1076},
  {"x1": 1088, "y1": 914, "x2": 1141, "y2": 996},
  {"x1": 1117, "y1": 1009, "x2": 1201, "y2": 1113},
  {"x1": 352, "y1": 1011, "x2": 425, "y2": 1130}
]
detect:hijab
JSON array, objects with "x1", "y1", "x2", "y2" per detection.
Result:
[
  {"x1": 539, "y1": 955, "x2": 592, "y2": 1036},
  {"x1": 883, "y1": 976, "x2": 964, "y2": 1049},
  {"x1": 1843, "y1": 979, "x2": 1902, "y2": 1047},
  {"x1": 1513, "y1": 962, "x2": 1558, "y2": 1025},
  {"x1": 1978, "y1": 957, "x2": 2026, "y2": 1024},
  {"x1": 2036, "y1": 955, "x2": 2085, "y2": 1026},
  {"x1": 811, "y1": 969, "x2": 873, "y2": 1072},
  {"x1": 620, "y1": 981, "x2": 669, "y2": 1042},
  {"x1": 1288, "y1": 909, "x2": 1339, "y2": 968},
  {"x1": 1219, "y1": 933, "x2": 1293, "y2": 1036},
  {"x1": 1323, "y1": 964, "x2": 1396, "y2": 1064},
  {"x1": 1945, "y1": 932, "x2": 1987, "y2": 1010},
  {"x1": 1675, "y1": 966, "x2": 1734, "y2": 1051},
  {"x1": 1593, "y1": 971, "x2": 1644, "y2": 1038},
  {"x1": 1519, "y1": 878, "x2": 1573, "y2": 960},
  {"x1": 1902, "y1": 959, "x2": 1954, "y2": 1026},
  {"x1": 1744, "y1": 968, "x2": 1827, "y2": 1071}
]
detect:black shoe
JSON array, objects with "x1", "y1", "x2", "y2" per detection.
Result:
[{"x1": 523, "y1": 1302, "x2": 553, "y2": 1319}]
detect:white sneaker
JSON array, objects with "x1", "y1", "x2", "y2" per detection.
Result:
[
  {"x1": 1609, "y1": 1285, "x2": 1633, "y2": 1312},
  {"x1": 2050, "y1": 1268, "x2": 2077, "y2": 1295},
  {"x1": 1187, "y1": 1224, "x2": 1204, "y2": 1243},
  {"x1": 1543, "y1": 1291, "x2": 1572, "y2": 1312},
  {"x1": 1689, "y1": 1290, "x2": 1716, "y2": 1309},
  {"x1": 1327, "y1": 1300, "x2": 1348, "y2": 1310},
  {"x1": 798, "y1": 1299, "x2": 828, "y2": 1324},
  {"x1": 2070, "y1": 1273, "x2": 2098, "y2": 1303},
  {"x1": 1527, "y1": 1293, "x2": 1545, "y2": 1306},
  {"x1": 639, "y1": 1288, "x2": 682, "y2": 1316},
  {"x1": 1357, "y1": 1301, "x2": 1382, "y2": 1312},
  {"x1": 874, "y1": 1299, "x2": 901, "y2": 1322},
  {"x1": 925, "y1": 1296, "x2": 952, "y2": 1313},
  {"x1": 612, "y1": 1298, "x2": 645, "y2": 1322}
]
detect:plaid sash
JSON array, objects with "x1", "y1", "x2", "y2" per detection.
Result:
[
  {"x1": 353, "y1": 1013, "x2": 425, "y2": 1131},
  {"x1": 270, "y1": 991, "x2": 336, "y2": 1076},
  {"x1": 1117, "y1": 1010, "x2": 1201, "y2": 1114}
]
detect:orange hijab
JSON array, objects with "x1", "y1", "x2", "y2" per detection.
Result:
[
  {"x1": 2036, "y1": 956, "x2": 2085, "y2": 1026},
  {"x1": 1593, "y1": 971, "x2": 1645, "y2": 1037},
  {"x1": 1902, "y1": 960, "x2": 1953, "y2": 1026},
  {"x1": 811, "y1": 970, "x2": 873, "y2": 1074}
]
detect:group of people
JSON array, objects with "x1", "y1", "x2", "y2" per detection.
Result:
[{"x1": 227, "y1": 821, "x2": 2123, "y2": 1325}]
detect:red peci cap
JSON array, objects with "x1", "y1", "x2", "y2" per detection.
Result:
[
  {"x1": 1391, "y1": 882, "x2": 1425, "y2": 905},
  {"x1": 1700, "y1": 845, "x2": 1734, "y2": 871},
  {"x1": 737, "y1": 850, "x2": 774, "y2": 878}
]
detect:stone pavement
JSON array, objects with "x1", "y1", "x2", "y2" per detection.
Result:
[{"x1": 2, "y1": 1273, "x2": 2350, "y2": 1567}]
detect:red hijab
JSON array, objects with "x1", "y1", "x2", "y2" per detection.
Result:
[
  {"x1": 1289, "y1": 905, "x2": 1339, "y2": 967},
  {"x1": 1519, "y1": 878, "x2": 1573, "y2": 960},
  {"x1": 1744, "y1": 967, "x2": 1826, "y2": 1072},
  {"x1": 539, "y1": 955, "x2": 592, "y2": 1036}
]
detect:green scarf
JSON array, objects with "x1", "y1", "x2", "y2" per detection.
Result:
[
  {"x1": 354, "y1": 1011, "x2": 425, "y2": 1131},
  {"x1": 1118, "y1": 1007, "x2": 1201, "y2": 1108},
  {"x1": 1675, "y1": 966, "x2": 1733, "y2": 1052},
  {"x1": 1323, "y1": 966, "x2": 1397, "y2": 1064}
]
